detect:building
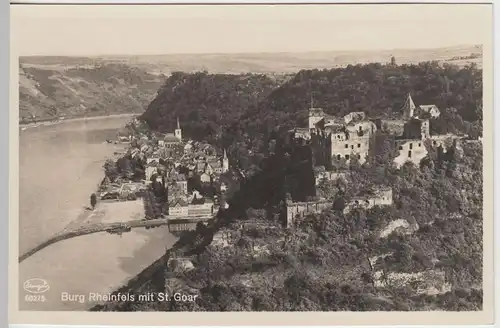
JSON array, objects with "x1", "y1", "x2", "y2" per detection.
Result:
[
  {"x1": 168, "y1": 173, "x2": 188, "y2": 195},
  {"x1": 328, "y1": 119, "x2": 376, "y2": 165},
  {"x1": 285, "y1": 199, "x2": 331, "y2": 228},
  {"x1": 292, "y1": 107, "x2": 377, "y2": 166},
  {"x1": 163, "y1": 117, "x2": 183, "y2": 148},
  {"x1": 343, "y1": 187, "x2": 393, "y2": 214},
  {"x1": 402, "y1": 117, "x2": 430, "y2": 140},
  {"x1": 145, "y1": 161, "x2": 161, "y2": 182},
  {"x1": 188, "y1": 200, "x2": 214, "y2": 217},
  {"x1": 308, "y1": 108, "x2": 326, "y2": 129},
  {"x1": 222, "y1": 149, "x2": 229, "y2": 173},
  {"x1": 343, "y1": 111, "x2": 366, "y2": 125},
  {"x1": 168, "y1": 190, "x2": 215, "y2": 219},
  {"x1": 394, "y1": 139, "x2": 428, "y2": 168},
  {"x1": 314, "y1": 167, "x2": 347, "y2": 186},
  {"x1": 206, "y1": 160, "x2": 222, "y2": 175},
  {"x1": 168, "y1": 198, "x2": 189, "y2": 217},
  {"x1": 290, "y1": 128, "x2": 312, "y2": 141},
  {"x1": 416, "y1": 104, "x2": 440, "y2": 118},
  {"x1": 200, "y1": 172, "x2": 211, "y2": 183},
  {"x1": 184, "y1": 142, "x2": 193, "y2": 154},
  {"x1": 402, "y1": 93, "x2": 417, "y2": 120},
  {"x1": 401, "y1": 93, "x2": 440, "y2": 120}
]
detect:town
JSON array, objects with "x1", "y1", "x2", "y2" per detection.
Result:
[
  {"x1": 96, "y1": 91, "x2": 472, "y2": 234},
  {"x1": 98, "y1": 117, "x2": 231, "y2": 233}
]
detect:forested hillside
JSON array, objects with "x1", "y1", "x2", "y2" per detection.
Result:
[
  {"x1": 140, "y1": 62, "x2": 482, "y2": 175},
  {"x1": 92, "y1": 59, "x2": 484, "y2": 312},
  {"x1": 19, "y1": 63, "x2": 164, "y2": 123}
]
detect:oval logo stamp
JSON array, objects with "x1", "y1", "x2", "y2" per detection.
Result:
[{"x1": 23, "y1": 278, "x2": 50, "y2": 294}]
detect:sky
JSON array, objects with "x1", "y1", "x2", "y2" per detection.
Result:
[{"x1": 11, "y1": 4, "x2": 492, "y2": 56}]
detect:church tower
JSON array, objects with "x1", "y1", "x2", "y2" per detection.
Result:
[
  {"x1": 174, "y1": 117, "x2": 182, "y2": 141},
  {"x1": 222, "y1": 149, "x2": 229, "y2": 173},
  {"x1": 402, "y1": 93, "x2": 416, "y2": 120}
]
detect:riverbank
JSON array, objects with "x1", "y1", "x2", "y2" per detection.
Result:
[
  {"x1": 18, "y1": 114, "x2": 179, "y2": 311},
  {"x1": 19, "y1": 113, "x2": 139, "y2": 132},
  {"x1": 19, "y1": 115, "x2": 133, "y2": 254}
]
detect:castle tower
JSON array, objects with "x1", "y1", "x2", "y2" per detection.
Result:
[
  {"x1": 222, "y1": 149, "x2": 229, "y2": 173},
  {"x1": 174, "y1": 117, "x2": 182, "y2": 141},
  {"x1": 420, "y1": 119, "x2": 430, "y2": 139},
  {"x1": 402, "y1": 93, "x2": 416, "y2": 120}
]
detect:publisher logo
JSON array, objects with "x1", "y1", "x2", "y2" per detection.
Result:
[{"x1": 23, "y1": 278, "x2": 50, "y2": 294}]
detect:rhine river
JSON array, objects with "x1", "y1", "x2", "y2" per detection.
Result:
[{"x1": 18, "y1": 115, "x2": 178, "y2": 311}]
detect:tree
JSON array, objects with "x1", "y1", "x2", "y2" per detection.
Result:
[
  {"x1": 103, "y1": 159, "x2": 119, "y2": 182},
  {"x1": 90, "y1": 193, "x2": 97, "y2": 210}
]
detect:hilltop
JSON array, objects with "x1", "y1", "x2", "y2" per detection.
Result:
[
  {"x1": 22, "y1": 44, "x2": 482, "y2": 75},
  {"x1": 19, "y1": 44, "x2": 482, "y2": 123}
]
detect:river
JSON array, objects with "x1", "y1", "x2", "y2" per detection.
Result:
[{"x1": 18, "y1": 115, "x2": 178, "y2": 311}]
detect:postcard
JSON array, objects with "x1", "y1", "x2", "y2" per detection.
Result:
[{"x1": 9, "y1": 2, "x2": 494, "y2": 326}]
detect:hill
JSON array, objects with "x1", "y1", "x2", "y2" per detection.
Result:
[
  {"x1": 139, "y1": 60, "x2": 482, "y2": 176},
  {"x1": 19, "y1": 44, "x2": 482, "y2": 123},
  {"x1": 18, "y1": 62, "x2": 165, "y2": 123},
  {"x1": 21, "y1": 44, "x2": 482, "y2": 76}
]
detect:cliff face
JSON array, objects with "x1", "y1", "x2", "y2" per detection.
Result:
[{"x1": 19, "y1": 61, "x2": 164, "y2": 123}]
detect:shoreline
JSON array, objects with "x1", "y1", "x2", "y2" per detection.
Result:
[{"x1": 19, "y1": 113, "x2": 140, "y2": 131}]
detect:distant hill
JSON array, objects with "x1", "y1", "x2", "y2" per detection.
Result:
[
  {"x1": 18, "y1": 62, "x2": 165, "y2": 123},
  {"x1": 19, "y1": 44, "x2": 482, "y2": 123}
]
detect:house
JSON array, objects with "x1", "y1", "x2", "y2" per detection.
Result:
[
  {"x1": 401, "y1": 94, "x2": 440, "y2": 120},
  {"x1": 168, "y1": 198, "x2": 189, "y2": 217},
  {"x1": 170, "y1": 173, "x2": 188, "y2": 195},
  {"x1": 196, "y1": 162, "x2": 206, "y2": 174},
  {"x1": 184, "y1": 143, "x2": 193, "y2": 154},
  {"x1": 145, "y1": 163, "x2": 160, "y2": 182},
  {"x1": 343, "y1": 111, "x2": 366, "y2": 125},
  {"x1": 207, "y1": 160, "x2": 223, "y2": 175},
  {"x1": 417, "y1": 105, "x2": 440, "y2": 119},
  {"x1": 188, "y1": 198, "x2": 214, "y2": 217},
  {"x1": 200, "y1": 172, "x2": 211, "y2": 183}
]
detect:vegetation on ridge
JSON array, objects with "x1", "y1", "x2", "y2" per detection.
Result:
[{"x1": 92, "y1": 61, "x2": 484, "y2": 312}]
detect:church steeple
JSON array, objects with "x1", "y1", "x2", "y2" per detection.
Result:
[
  {"x1": 222, "y1": 149, "x2": 229, "y2": 173},
  {"x1": 402, "y1": 93, "x2": 416, "y2": 120},
  {"x1": 174, "y1": 117, "x2": 182, "y2": 141}
]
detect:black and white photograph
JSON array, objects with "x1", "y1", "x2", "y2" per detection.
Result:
[{"x1": 10, "y1": 2, "x2": 494, "y2": 326}]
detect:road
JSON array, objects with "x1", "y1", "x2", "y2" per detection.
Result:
[{"x1": 18, "y1": 216, "x2": 211, "y2": 263}]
